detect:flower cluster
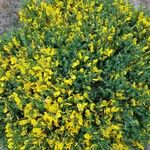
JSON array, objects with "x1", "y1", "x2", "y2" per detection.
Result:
[{"x1": 0, "y1": 0, "x2": 150, "y2": 149}]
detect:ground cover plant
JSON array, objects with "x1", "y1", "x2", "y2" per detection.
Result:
[{"x1": 0, "y1": 0, "x2": 150, "y2": 149}]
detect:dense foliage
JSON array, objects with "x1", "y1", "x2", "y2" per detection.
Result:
[{"x1": 0, "y1": 0, "x2": 150, "y2": 149}]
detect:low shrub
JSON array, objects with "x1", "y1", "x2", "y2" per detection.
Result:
[{"x1": 0, "y1": 0, "x2": 150, "y2": 149}]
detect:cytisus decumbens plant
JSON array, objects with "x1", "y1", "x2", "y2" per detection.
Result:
[{"x1": 0, "y1": 0, "x2": 150, "y2": 149}]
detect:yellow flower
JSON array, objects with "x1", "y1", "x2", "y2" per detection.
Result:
[
  {"x1": 92, "y1": 59, "x2": 98, "y2": 64},
  {"x1": 18, "y1": 119, "x2": 29, "y2": 126},
  {"x1": 107, "y1": 35, "x2": 113, "y2": 41},
  {"x1": 112, "y1": 143, "x2": 129, "y2": 150},
  {"x1": 133, "y1": 141, "x2": 144, "y2": 150},
  {"x1": 6, "y1": 132, "x2": 13, "y2": 138},
  {"x1": 5, "y1": 123, "x2": 12, "y2": 133},
  {"x1": 95, "y1": 115, "x2": 100, "y2": 125},
  {"x1": 56, "y1": 110, "x2": 62, "y2": 118},
  {"x1": 3, "y1": 42, "x2": 13, "y2": 52},
  {"x1": 31, "y1": 119, "x2": 38, "y2": 126},
  {"x1": 20, "y1": 145, "x2": 26, "y2": 150},
  {"x1": 35, "y1": 84, "x2": 47, "y2": 93},
  {"x1": 77, "y1": 103, "x2": 87, "y2": 111},
  {"x1": 10, "y1": 92, "x2": 22, "y2": 110},
  {"x1": 142, "y1": 46, "x2": 149, "y2": 52},
  {"x1": 133, "y1": 38, "x2": 137, "y2": 45},
  {"x1": 111, "y1": 124, "x2": 120, "y2": 130},
  {"x1": 17, "y1": 65, "x2": 26, "y2": 74},
  {"x1": 92, "y1": 76, "x2": 102, "y2": 81},
  {"x1": 89, "y1": 43, "x2": 94, "y2": 53},
  {"x1": 90, "y1": 103, "x2": 95, "y2": 111},
  {"x1": 100, "y1": 100, "x2": 108, "y2": 107},
  {"x1": 71, "y1": 60, "x2": 80, "y2": 68},
  {"x1": 85, "y1": 109, "x2": 91, "y2": 117},
  {"x1": 131, "y1": 99, "x2": 136, "y2": 107},
  {"x1": 5, "y1": 71, "x2": 11, "y2": 79},
  {"x1": 76, "y1": 113, "x2": 83, "y2": 126},
  {"x1": 57, "y1": 97, "x2": 63, "y2": 103},
  {"x1": 125, "y1": 16, "x2": 131, "y2": 22},
  {"x1": 102, "y1": 27, "x2": 107, "y2": 33},
  {"x1": 70, "y1": 74, "x2": 76, "y2": 80},
  {"x1": 43, "y1": 112, "x2": 53, "y2": 128},
  {"x1": 47, "y1": 138, "x2": 55, "y2": 146},
  {"x1": 76, "y1": 11, "x2": 82, "y2": 21},
  {"x1": 33, "y1": 66, "x2": 42, "y2": 71},
  {"x1": 8, "y1": 141, "x2": 14, "y2": 149},
  {"x1": 85, "y1": 147, "x2": 91, "y2": 150},
  {"x1": 105, "y1": 108, "x2": 111, "y2": 114},
  {"x1": 116, "y1": 92, "x2": 126, "y2": 100},
  {"x1": 65, "y1": 140, "x2": 73, "y2": 149},
  {"x1": 84, "y1": 56, "x2": 89, "y2": 62},
  {"x1": 97, "y1": 4, "x2": 103, "y2": 12},
  {"x1": 24, "y1": 103, "x2": 32, "y2": 117},
  {"x1": 44, "y1": 98, "x2": 52, "y2": 108},
  {"x1": 103, "y1": 48, "x2": 113, "y2": 57},
  {"x1": 92, "y1": 66, "x2": 101, "y2": 73},
  {"x1": 83, "y1": 92, "x2": 89, "y2": 98},
  {"x1": 111, "y1": 26, "x2": 116, "y2": 33},
  {"x1": 45, "y1": 5, "x2": 53, "y2": 16},
  {"x1": 33, "y1": 20, "x2": 39, "y2": 28},
  {"x1": 148, "y1": 36, "x2": 150, "y2": 42},
  {"x1": 50, "y1": 48, "x2": 56, "y2": 56},
  {"x1": 49, "y1": 102, "x2": 59, "y2": 113},
  {"x1": 80, "y1": 68, "x2": 84, "y2": 73},
  {"x1": 102, "y1": 124, "x2": 121, "y2": 139},
  {"x1": 63, "y1": 78, "x2": 73, "y2": 85},
  {"x1": 32, "y1": 128, "x2": 42, "y2": 137},
  {"x1": 24, "y1": 82, "x2": 31, "y2": 92},
  {"x1": 4, "y1": 106, "x2": 8, "y2": 113},
  {"x1": 122, "y1": 33, "x2": 133, "y2": 40},
  {"x1": 54, "y1": 91, "x2": 61, "y2": 97},
  {"x1": 84, "y1": 134, "x2": 92, "y2": 140},
  {"x1": 77, "y1": 52, "x2": 83, "y2": 59},
  {"x1": 116, "y1": 132, "x2": 123, "y2": 140},
  {"x1": 0, "y1": 87, "x2": 4, "y2": 94},
  {"x1": 21, "y1": 129, "x2": 27, "y2": 136},
  {"x1": 54, "y1": 141, "x2": 64, "y2": 150},
  {"x1": 111, "y1": 106, "x2": 119, "y2": 113},
  {"x1": 12, "y1": 37, "x2": 20, "y2": 47},
  {"x1": 10, "y1": 57, "x2": 17, "y2": 65},
  {"x1": 86, "y1": 62, "x2": 91, "y2": 67}
]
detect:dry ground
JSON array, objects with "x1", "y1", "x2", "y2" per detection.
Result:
[
  {"x1": 132, "y1": 0, "x2": 150, "y2": 9},
  {"x1": 142, "y1": 0, "x2": 150, "y2": 9},
  {"x1": 0, "y1": 0, "x2": 20, "y2": 35}
]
